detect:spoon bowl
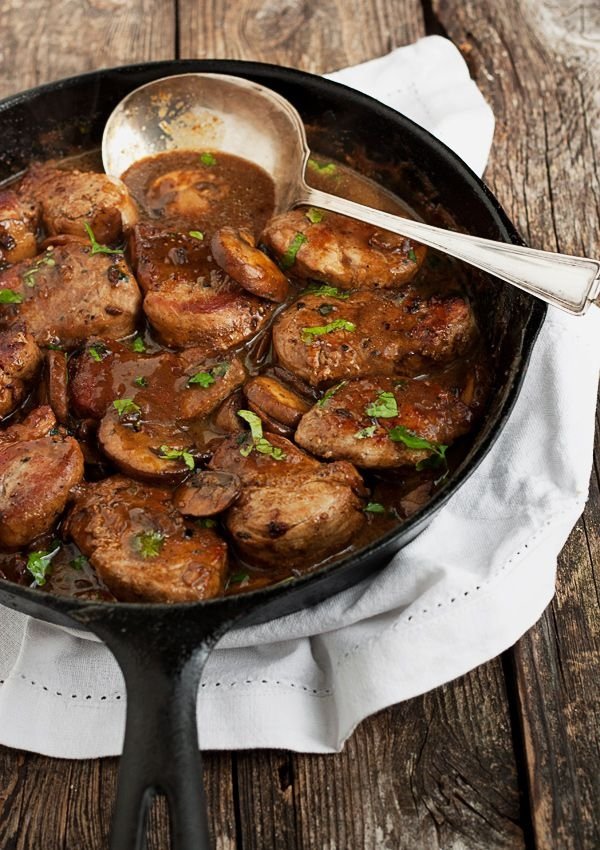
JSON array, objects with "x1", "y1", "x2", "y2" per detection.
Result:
[{"x1": 103, "y1": 72, "x2": 600, "y2": 314}]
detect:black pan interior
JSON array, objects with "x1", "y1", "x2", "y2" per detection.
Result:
[{"x1": 0, "y1": 60, "x2": 546, "y2": 635}]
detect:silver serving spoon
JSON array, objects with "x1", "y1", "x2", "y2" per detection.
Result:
[{"x1": 103, "y1": 73, "x2": 600, "y2": 314}]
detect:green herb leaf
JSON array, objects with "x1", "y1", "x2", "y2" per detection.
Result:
[
  {"x1": 22, "y1": 252, "x2": 56, "y2": 287},
  {"x1": 134, "y1": 375, "x2": 148, "y2": 387},
  {"x1": 84, "y1": 222, "x2": 124, "y2": 255},
  {"x1": 354, "y1": 424, "x2": 377, "y2": 439},
  {"x1": 280, "y1": 232, "x2": 307, "y2": 269},
  {"x1": 305, "y1": 207, "x2": 324, "y2": 224},
  {"x1": 26, "y1": 544, "x2": 60, "y2": 586},
  {"x1": 228, "y1": 571, "x2": 250, "y2": 587},
  {"x1": 307, "y1": 159, "x2": 337, "y2": 176},
  {"x1": 318, "y1": 304, "x2": 335, "y2": 316},
  {"x1": 199, "y1": 152, "x2": 216, "y2": 166},
  {"x1": 302, "y1": 284, "x2": 349, "y2": 300},
  {"x1": 134, "y1": 530, "x2": 165, "y2": 558},
  {"x1": 318, "y1": 381, "x2": 347, "y2": 408},
  {"x1": 365, "y1": 391, "x2": 398, "y2": 419},
  {"x1": 158, "y1": 445, "x2": 195, "y2": 470},
  {"x1": 0, "y1": 289, "x2": 23, "y2": 304},
  {"x1": 196, "y1": 517, "x2": 217, "y2": 528},
  {"x1": 408, "y1": 248, "x2": 417, "y2": 262},
  {"x1": 131, "y1": 334, "x2": 146, "y2": 353},
  {"x1": 301, "y1": 319, "x2": 356, "y2": 344},
  {"x1": 187, "y1": 371, "x2": 215, "y2": 388},
  {"x1": 88, "y1": 343, "x2": 108, "y2": 362},
  {"x1": 113, "y1": 398, "x2": 141, "y2": 418},
  {"x1": 70, "y1": 554, "x2": 88, "y2": 571},
  {"x1": 187, "y1": 361, "x2": 229, "y2": 388},
  {"x1": 188, "y1": 230, "x2": 204, "y2": 241},
  {"x1": 237, "y1": 409, "x2": 286, "y2": 460},
  {"x1": 388, "y1": 425, "x2": 448, "y2": 470},
  {"x1": 364, "y1": 502, "x2": 386, "y2": 514}
]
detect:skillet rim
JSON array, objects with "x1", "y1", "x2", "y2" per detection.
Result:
[{"x1": 0, "y1": 58, "x2": 547, "y2": 622}]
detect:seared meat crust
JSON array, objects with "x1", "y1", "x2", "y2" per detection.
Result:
[
  {"x1": 18, "y1": 164, "x2": 138, "y2": 244},
  {"x1": 64, "y1": 475, "x2": 228, "y2": 602},
  {"x1": 262, "y1": 208, "x2": 426, "y2": 290},
  {"x1": 0, "y1": 190, "x2": 39, "y2": 264},
  {"x1": 0, "y1": 406, "x2": 84, "y2": 547},
  {"x1": 295, "y1": 376, "x2": 473, "y2": 469},
  {"x1": 273, "y1": 289, "x2": 477, "y2": 386},
  {"x1": 0, "y1": 240, "x2": 141, "y2": 347},
  {"x1": 0, "y1": 330, "x2": 42, "y2": 418},
  {"x1": 209, "y1": 433, "x2": 366, "y2": 568},
  {"x1": 132, "y1": 224, "x2": 274, "y2": 349}
]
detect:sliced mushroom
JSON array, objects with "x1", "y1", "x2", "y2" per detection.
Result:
[
  {"x1": 213, "y1": 390, "x2": 245, "y2": 434},
  {"x1": 98, "y1": 408, "x2": 195, "y2": 483},
  {"x1": 173, "y1": 470, "x2": 241, "y2": 517},
  {"x1": 211, "y1": 227, "x2": 289, "y2": 303},
  {"x1": 46, "y1": 349, "x2": 69, "y2": 424},
  {"x1": 244, "y1": 375, "x2": 311, "y2": 429}
]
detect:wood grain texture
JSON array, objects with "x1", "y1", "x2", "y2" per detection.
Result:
[
  {"x1": 178, "y1": 0, "x2": 424, "y2": 72},
  {"x1": 0, "y1": 0, "x2": 598, "y2": 849},
  {"x1": 234, "y1": 662, "x2": 524, "y2": 850},
  {"x1": 432, "y1": 2, "x2": 600, "y2": 848},
  {"x1": 0, "y1": 0, "x2": 175, "y2": 99}
]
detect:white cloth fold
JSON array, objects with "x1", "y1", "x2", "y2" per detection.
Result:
[{"x1": 1, "y1": 36, "x2": 598, "y2": 758}]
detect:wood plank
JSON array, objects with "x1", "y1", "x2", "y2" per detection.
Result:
[
  {"x1": 433, "y1": 2, "x2": 600, "y2": 848},
  {"x1": 0, "y1": 0, "x2": 176, "y2": 100},
  {"x1": 178, "y1": 0, "x2": 424, "y2": 72},
  {"x1": 0, "y1": 746, "x2": 27, "y2": 850},
  {"x1": 234, "y1": 661, "x2": 525, "y2": 850}
]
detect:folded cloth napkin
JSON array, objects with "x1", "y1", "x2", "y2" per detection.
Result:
[{"x1": 1, "y1": 36, "x2": 598, "y2": 758}]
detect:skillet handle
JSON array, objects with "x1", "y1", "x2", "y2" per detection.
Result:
[
  {"x1": 109, "y1": 643, "x2": 213, "y2": 850},
  {"x1": 80, "y1": 610, "x2": 239, "y2": 850}
]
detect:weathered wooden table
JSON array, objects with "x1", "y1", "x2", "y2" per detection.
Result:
[{"x1": 0, "y1": 1, "x2": 598, "y2": 848}]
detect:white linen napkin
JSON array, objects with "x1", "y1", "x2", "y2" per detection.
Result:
[{"x1": 1, "y1": 36, "x2": 598, "y2": 758}]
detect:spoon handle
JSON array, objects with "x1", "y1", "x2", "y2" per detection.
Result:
[{"x1": 298, "y1": 187, "x2": 600, "y2": 315}]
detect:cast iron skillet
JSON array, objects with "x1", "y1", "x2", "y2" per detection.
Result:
[{"x1": 0, "y1": 60, "x2": 546, "y2": 850}]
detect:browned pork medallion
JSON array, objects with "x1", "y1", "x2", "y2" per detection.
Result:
[{"x1": 0, "y1": 149, "x2": 489, "y2": 602}]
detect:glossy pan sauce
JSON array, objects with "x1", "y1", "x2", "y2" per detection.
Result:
[{"x1": 0, "y1": 149, "x2": 489, "y2": 601}]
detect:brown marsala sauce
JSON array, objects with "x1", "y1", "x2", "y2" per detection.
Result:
[{"x1": 0, "y1": 149, "x2": 489, "y2": 598}]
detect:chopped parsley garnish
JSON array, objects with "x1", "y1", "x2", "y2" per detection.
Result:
[
  {"x1": 158, "y1": 445, "x2": 195, "y2": 470},
  {"x1": 188, "y1": 230, "x2": 204, "y2": 241},
  {"x1": 88, "y1": 343, "x2": 108, "y2": 362},
  {"x1": 199, "y1": 152, "x2": 216, "y2": 166},
  {"x1": 70, "y1": 554, "x2": 88, "y2": 571},
  {"x1": 196, "y1": 517, "x2": 217, "y2": 528},
  {"x1": 134, "y1": 530, "x2": 165, "y2": 558},
  {"x1": 318, "y1": 304, "x2": 335, "y2": 316},
  {"x1": 134, "y1": 376, "x2": 148, "y2": 387},
  {"x1": 364, "y1": 502, "x2": 385, "y2": 514},
  {"x1": 354, "y1": 424, "x2": 377, "y2": 439},
  {"x1": 84, "y1": 222, "x2": 124, "y2": 255},
  {"x1": 188, "y1": 371, "x2": 215, "y2": 388},
  {"x1": 22, "y1": 251, "x2": 56, "y2": 286},
  {"x1": 237, "y1": 409, "x2": 286, "y2": 460},
  {"x1": 365, "y1": 391, "x2": 398, "y2": 419},
  {"x1": 131, "y1": 334, "x2": 146, "y2": 353},
  {"x1": 318, "y1": 381, "x2": 347, "y2": 408},
  {"x1": 408, "y1": 248, "x2": 417, "y2": 262},
  {"x1": 187, "y1": 361, "x2": 229, "y2": 388},
  {"x1": 307, "y1": 159, "x2": 337, "y2": 176},
  {"x1": 26, "y1": 544, "x2": 60, "y2": 586},
  {"x1": 303, "y1": 284, "x2": 350, "y2": 300},
  {"x1": 228, "y1": 571, "x2": 250, "y2": 587},
  {"x1": 305, "y1": 207, "x2": 324, "y2": 224},
  {"x1": 113, "y1": 398, "x2": 141, "y2": 418},
  {"x1": 280, "y1": 232, "x2": 307, "y2": 269},
  {"x1": 301, "y1": 319, "x2": 356, "y2": 344},
  {"x1": 388, "y1": 425, "x2": 448, "y2": 470},
  {"x1": 0, "y1": 289, "x2": 23, "y2": 304}
]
